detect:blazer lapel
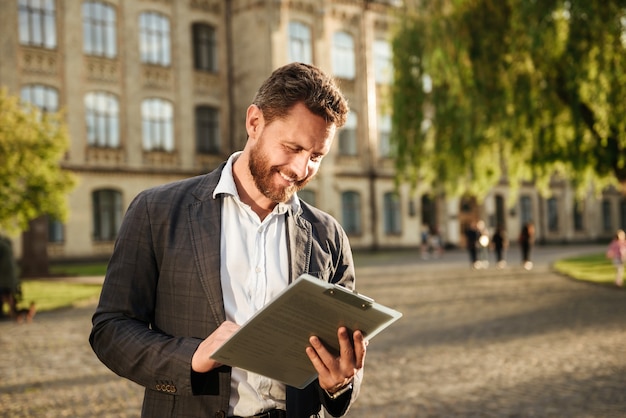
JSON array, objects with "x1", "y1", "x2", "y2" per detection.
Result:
[
  {"x1": 286, "y1": 208, "x2": 312, "y2": 284},
  {"x1": 188, "y1": 167, "x2": 227, "y2": 324}
]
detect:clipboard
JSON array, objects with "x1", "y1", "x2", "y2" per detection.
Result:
[{"x1": 211, "y1": 273, "x2": 402, "y2": 388}]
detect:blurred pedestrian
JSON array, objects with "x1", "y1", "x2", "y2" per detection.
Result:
[
  {"x1": 420, "y1": 223, "x2": 430, "y2": 259},
  {"x1": 606, "y1": 229, "x2": 626, "y2": 287},
  {"x1": 519, "y1": 221, "x2": 535, "y2": 270},
  {"x1": 0, "y1": 235, "x2": 19, "y2": 319},
  {"x1": 476, "y1": 220, "x2": 490, "y2": 269},
  {"x1": 428, "y1": 225, "x2": 444, "y2": 259},
  {"x1": 491, "y1": 225, "x2": 508, "y2": 269},
  {"x1": 464, "y1": 221, "x2": 479, "y2": 268}
]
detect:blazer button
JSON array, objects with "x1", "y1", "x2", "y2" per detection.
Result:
[{"x1": 214, "y1": 411, "x2": 226, "y2": 418}]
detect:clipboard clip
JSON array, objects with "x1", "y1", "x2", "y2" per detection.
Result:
[{"x1": 324, "y1": 286, "x2": 374, "y2": 310}]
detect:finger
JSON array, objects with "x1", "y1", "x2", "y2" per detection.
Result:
[
  {"x1": 306, "y1": 339, "x2": 330, "y2": 375},
  {"x1": 353, "y1": 330, "x2": 367, "y2": 369},
  {"x1": 336, "y1": 327, "x2": 356, "y2": 367}
]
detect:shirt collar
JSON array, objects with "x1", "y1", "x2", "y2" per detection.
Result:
[{"x1": 214, "y1": 152, "x2": 300, "y2": 215}]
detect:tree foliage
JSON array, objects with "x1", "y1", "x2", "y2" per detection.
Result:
[
  {"x1": 391, "y1": 0, "x2": 626, "y2": 200},
  {"x1": 0, "y1": 88, "x2": 76, "y2": 235}
]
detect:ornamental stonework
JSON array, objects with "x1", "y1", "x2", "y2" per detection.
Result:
[
  {"x1": 20, "y1": 48, "x2": 58, "y2": 76},
  {"x1": 85, "y1": 57, "x2": 119, "y2": 83},
  {"x1": 143, "y1": 150, "x2": 179, "y2": 167},
  {"x1": 189, "y1": 0, "x2": 221, "y2": 13},
  {"x1": 193, "y1": 72, "x2": 221, "y2": 97},
  {"x1": 142, "y1": 65, "x2": 173, "y2": 90},
  {"x1": 85, "y1": 147, "x2": 126, "y2": 166}
]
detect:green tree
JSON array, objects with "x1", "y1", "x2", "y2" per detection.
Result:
[
  {"x1": 0, "y1": 88, "x2": 76, "y2": 235},
  {"x1": 391, "y1": 0, "x2": 626, "y2": 199}
]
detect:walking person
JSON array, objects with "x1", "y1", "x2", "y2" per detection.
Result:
[
  {"x1": 491, "y1": 225, "x2": 508, "y2": 269},
  {"x1": 519, "y1": 221, "x2": 535, "y2": 270},
  {"x1": 464, "y1": 221, "x2": 480, "y2": 268},
  {"x1": 90, "y1": 63, "x2": 366, "y2": 418},
  {"x1": 606, "y1": 229, "x2": 626, "y2": 287}
]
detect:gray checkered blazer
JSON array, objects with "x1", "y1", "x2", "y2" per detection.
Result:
[{"x1": 90, "y1": 162, "x2": 359, "y2": 418}]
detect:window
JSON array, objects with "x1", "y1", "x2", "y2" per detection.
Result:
[
  {"x1": 288, "y1": 21, "x2": 311, "y2": 64},
  {"x1": 421, "y1": 194, "x2": 435, "y2": 227},
  {"x1": 602, "y1": 199, "x2": 612, "y2": 232},
  {"x1": 298, "y1": 189, "x2": 316, "y2": 206},
  {"x1": 192, "y1": 23, "x2": 217, "y2": 72},
  {"x1": 142, "y1": 98, "x2": 174, "y2": 152},
  {"x1": 332, "y1": 31, "x2": 355, "y2": 79},
  {"x1": 83, "y1": 1, "x2": 116, "y2": 58},
  {"x1": 573, "y1": 201, "x2": 584, "y2": 231},
  {"x1": 338, "y1": 111, "x2": 357, "y2": 156},
  {"x1": 373, "y1": 39, "x2": 392, "y2": 84},
  {"x1": 85, "y1": 92, "x2": 119, "y2": 147},
  {"x1": 48, "y1": 219, "x2": 64, "y2": 243},
  {"x1": 20, "y1": 84, "x2": 59, "y2": 112},
  {"x1": 341, "y1": 191, "x2": 361, "y2": 235},
  {"x1": 139, "y1": 12, "x2": 171, "y2": 66},
  {"x1": 18, "y1": 0, "x2": 56, "y2": 48},
  {"x1": 195, "y1": 106, "x2": 220, "y2": 154},
  {"x1": 378, "y1": 113, "x2": 392, "y2": 157},
  {"x1": 520, "y1": 195, "x2": 532, "y2": 226},
  {"x1": 547, "y1": 197, "x2": 559, "y2": 232},
  {"x1": 92, "y1": 189, "x2": 122, "y2": 241},
  {"x1": 383, "y1": 192, "x2": 402, "y2": 235}
]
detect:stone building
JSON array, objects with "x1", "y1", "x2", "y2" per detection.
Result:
[{"x1": 0, "y1": 0, "x2": 623, "y2": 265}]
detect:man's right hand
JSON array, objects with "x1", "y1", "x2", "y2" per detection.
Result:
[{"x1": 191, "y1": 320, "x2": 240, "y2": 373}]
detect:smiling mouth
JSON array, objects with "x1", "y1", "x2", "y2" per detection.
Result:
[{"x1": 278, "y1": 171, "x2": 297, "y2": 184}]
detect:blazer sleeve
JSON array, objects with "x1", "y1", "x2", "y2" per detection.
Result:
[{"x1": 89, "y1": 190, "x2": 218, "y2": 396}]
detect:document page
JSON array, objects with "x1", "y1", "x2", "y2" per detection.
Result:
[{"x1": 211, "y1": 274, "x2": 402, "y2": 388}]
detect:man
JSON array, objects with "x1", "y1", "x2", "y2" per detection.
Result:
[{"x1": 90, "y1": 62, "x2": 366, "y2": 418}]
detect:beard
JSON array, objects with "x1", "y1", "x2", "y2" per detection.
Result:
[{"x1": 249, "y1": 146, "x2": 311, "y2": 203}]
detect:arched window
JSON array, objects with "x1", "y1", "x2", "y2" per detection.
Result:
[
  {"x1": 332, "y1": 31, "x2": 355, "y2": 79},
  {"x1": 92, "y1": 189, "x2": 122, "y2": 241},
  {"x1": 288, "y1": 21, "x2": 312, "y2": 64},
  {"x1": 83, "y1": 1, "x2": 117, "y2": 58},
  {"x1": 85, "y1": 92, "x2": 120, "y2": 147},
  {"x1": 18, "y1": 0, "x2": 57, "y2": 49},
  {"x1": 338, "y1": 111, "x2": 357, "y2": 156},
  {"x1": 195, "y1": 106, "x2": 220, "y2": 154},
  {"x1": 139, "y1": 11, "x2": 171, "y2": 65},
  {"x1": 341, "y1": 191, "x2": 361, "y2": 235},
  {"x1": 373, "y1": 39, "x2": 392, "y2": 84},
  {"x1": 142, "y1": 98, "x2": 174, "y2": 151},
  {"x1": 192, "y1": 23, "x2": 217, "y2": 72},
  {"x1": 383, "y1": 192, "x2": 402, "y2": 235},
  {"x1": 20, "y1": 84, "x2": 59, "y2": 113}
]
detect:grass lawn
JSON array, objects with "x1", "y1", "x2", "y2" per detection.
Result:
[
  {"x1": 553, "y1": 252, "x2": 617, "y2": 285},
  {"x1": 10, "y1": 253, "x2": 617, "y2": 315}
]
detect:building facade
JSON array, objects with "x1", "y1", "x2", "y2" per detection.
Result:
[{"x1": 0, "y1": 0, "x2": 624, "y2": 263}]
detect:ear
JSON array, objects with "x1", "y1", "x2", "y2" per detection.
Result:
[{"x1": 245, "y1": 105, "x2": 264, "y2": 140}]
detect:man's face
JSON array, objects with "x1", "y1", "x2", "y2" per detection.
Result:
[{"x1": 248, "y1": 103, "x2": 335, "y2": 203}]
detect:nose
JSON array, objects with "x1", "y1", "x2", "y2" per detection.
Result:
[{"x1": 290, "y1": 153, "x2": 310, "y2": 180}]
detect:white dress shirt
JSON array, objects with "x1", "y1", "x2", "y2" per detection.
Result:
[{"x1": 213, "y1": 152, "x2": 300, "y2": 416}]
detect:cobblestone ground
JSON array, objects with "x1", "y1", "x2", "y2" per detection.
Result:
[{"x1": 1, "y1": 246, "x2": 625, "y2": 417}]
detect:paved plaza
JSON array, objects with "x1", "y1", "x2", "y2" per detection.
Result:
[{"x1": 1, "y1": 244, "x2": 625, "y2": 417}]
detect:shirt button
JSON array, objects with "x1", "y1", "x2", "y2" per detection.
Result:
[{"x1": 255, "y1": 267, "x2": 262, "y2": 273}]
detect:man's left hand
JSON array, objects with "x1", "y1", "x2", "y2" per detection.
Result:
[{"x1": 305, "y1": 327, "x2": 367, "y2": 395}]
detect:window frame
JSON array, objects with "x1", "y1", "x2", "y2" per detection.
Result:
[
  {"x1": 82, "y1": 1, "x2": 117, "y2": 58},
  {"x1": 85, "y1": 91, "x2": 120, "y2": 148},
  {"x1": 195, "y1": 105, "x2": 220, "y2": 154},
  {"x1": 192, "y1": 22, "x2": 218, "y2": 72},
  {"x1": 18, "y1": 0, "x2": 57, "y2": 49}
]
